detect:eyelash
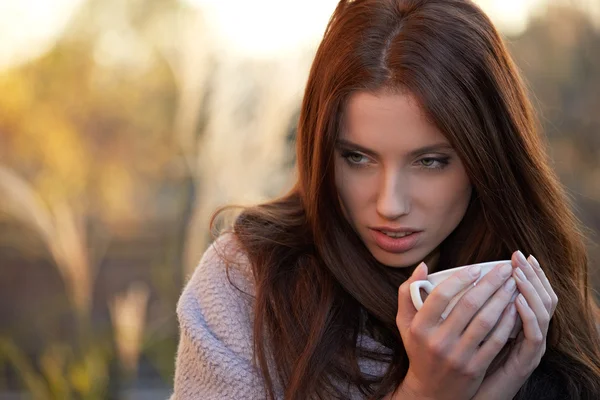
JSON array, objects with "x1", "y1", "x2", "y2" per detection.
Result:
[
  {"x1": 340, "y1": 151, "x2": 371, "y2": 167},
  {"x1": 340, "y1": 150, "x2": 450, "y2": 170},
  {"x1": 418, "y1": 157, "x2": 450, "y2": 170}
]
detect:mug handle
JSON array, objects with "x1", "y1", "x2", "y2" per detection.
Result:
[{"x1": 410, "y1": 280, "x2": 435, "y2": 310}]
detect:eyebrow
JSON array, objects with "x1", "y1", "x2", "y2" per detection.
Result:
[{"x1": 335, "y1": 138, "x2": 454, "y2": 158}]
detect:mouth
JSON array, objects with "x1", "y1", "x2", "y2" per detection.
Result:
[
  {"x1": 377, "y1": 230, "x2": 415, "y2": 238},
  {"x1": 369, "y1": 228, "x2": 422, "y2": 253}
]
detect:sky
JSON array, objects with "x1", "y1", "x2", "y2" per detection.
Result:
[{"x1": 0, "y1": 0, "x2": 592, "y2": 70}]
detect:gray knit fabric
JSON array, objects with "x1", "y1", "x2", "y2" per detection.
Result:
[{"x1": 170, "y1": 234, "x2": 390, "y2": 399}]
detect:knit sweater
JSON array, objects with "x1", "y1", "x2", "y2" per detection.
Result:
[{"x1": 170, "y1": 233, "x2": 391, "y2": 400}]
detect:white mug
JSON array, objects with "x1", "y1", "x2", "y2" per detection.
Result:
[{"x1": 409, "y1": 260, "x2": 521, "y2": 338}]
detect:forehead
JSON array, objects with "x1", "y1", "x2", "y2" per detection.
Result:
[{"x1": 340, "y1": 90, "x2": 448, "y2": 148}]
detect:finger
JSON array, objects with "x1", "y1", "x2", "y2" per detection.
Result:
[
  {"x1": 441, "y1": 262, "x2": 513, "y2": 336},
  {"x1": 513, "y1": 251, "x2": 552, "y2": 313},
  {"x1": 515, "y1": 293, "x2": 545, "y2": 350},
  {"x1": 413, "y1": 264, "x2": 482, "y2": 328},
  {"x1": 528, "y1": 255, "x2": 558, "y2": 314},
  {"x1": 396, "y1": 262, "x2": 428, "y2": 333},
  {"x1": 469, "y1": 302, "x2": 518, "y2": 369},
  {"x1": 456, "y1": 277, "x2": 517, "y2": 351},
  {"x1": 513, "y1": 269, "x2": 550, "y2": 333}
]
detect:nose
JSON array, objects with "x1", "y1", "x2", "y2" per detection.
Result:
[{"x1": 376, "y1": 169, "x2": 410, "y2": 220}]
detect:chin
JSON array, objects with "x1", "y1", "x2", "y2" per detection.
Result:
[{"x1": 370, "y1": 248, "x2": 421, "y2": 268}]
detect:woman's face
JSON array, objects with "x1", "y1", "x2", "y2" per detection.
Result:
[{"x1": 334, "y1": 90, "x2": 472, "y2": 268}]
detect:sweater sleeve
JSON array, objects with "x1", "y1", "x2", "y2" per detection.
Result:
[{"x1": 171, "y1": 233, "x2": 270, "y2": 400}]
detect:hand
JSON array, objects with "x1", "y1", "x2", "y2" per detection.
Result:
[
  {"x1": 392, "y1": 260, "x2": 519, "y2": 400},
  {"x1": 472, "y1": 251, "x2": 558, "y2": 400}
]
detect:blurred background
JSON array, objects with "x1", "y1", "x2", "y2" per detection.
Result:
[{"x1": 0, "y1": 0, "x2": 599, "y2": 398}]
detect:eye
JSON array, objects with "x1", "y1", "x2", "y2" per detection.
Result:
[
  {"x1": 348, "y1": 153, "x2": 367, "y2": 163},
  {"x1": 418, "y1": 157, "x2": 450, "y2": 170},
  {"x1": 341, "y1": 151, "x2": 371, "y2": 167}
]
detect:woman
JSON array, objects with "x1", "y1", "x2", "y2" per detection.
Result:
[{"x1": 171, "y1": 0, "x2": 600, "y2": 399}]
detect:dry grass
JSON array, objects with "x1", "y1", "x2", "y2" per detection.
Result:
[
  {"x1": 180, "y1": 53, "x2": 311, "y2": 276},
  {"x1": 108, "y1": 282, "x2": 150, "y2": 376},
  {"x1": 0, "y1": 165, "x2": 92, "y2": 317}
]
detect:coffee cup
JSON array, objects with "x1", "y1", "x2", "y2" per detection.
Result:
[{"x1": 409, "y1": 260, "x2": 521, "y2": 338}]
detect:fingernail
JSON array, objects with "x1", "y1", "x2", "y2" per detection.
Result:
[
  {"x1": 514, "y1": 267, "x2": 527, "y2": 281},
  {"x1": 504, "y1": 277, "x2": 516, "y2": 292},
  {"x1": 468, "y1": 265, "x2": 481, "y2": 277},
  {"x1": 516, "y1": 250, "x2": 529, "y2": 268},
  {"x1": 415, "y1": 262, "x2": 426, "y2": 274},
  {"x1": 518, "y1": 293, "x2": 527, "y2": 306},
  {"x1": 499, "y1": 263, "x2": 512, "y2": 278},
  {"x1": 529, "y1": 255, "x2": 541, "y2": 270}
]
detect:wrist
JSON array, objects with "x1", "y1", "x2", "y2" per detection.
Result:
[
  {"x1": 389, "y1": 375, "x2": 435, "y2": 400},
  {"x1": 473, "y1": 370, "x2": 529, "y2": 400}
]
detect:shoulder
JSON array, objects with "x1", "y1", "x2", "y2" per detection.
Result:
[
  {"x1": 177, "y1": 232, "x2": 256, "y2": 352},
  {"x1": 173, "y1": 233, "x2": 267, "y2": 399},
  {"x1": 183, "y1": 232, "x2": 255, "y2": 300}
]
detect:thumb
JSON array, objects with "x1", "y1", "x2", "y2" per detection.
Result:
[{"x1": 396, "y1": 262, "x2": 428, "y2": 332}]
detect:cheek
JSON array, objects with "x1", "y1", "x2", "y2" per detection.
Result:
[
  {"x1": 335, "y1": 166, "x2": 375, "y2": 220},
  {"x1": 422, "y1": 174, "x2": 471, "y2": 219}
]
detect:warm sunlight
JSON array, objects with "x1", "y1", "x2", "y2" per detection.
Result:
[
  {"x1": 2, "y1": 0, "x2": 600, "y2": 398},
  {"x1": 0, "y1": 0, "x2": 83, "y2": 71},
  {"x1": 0, "y1": 0, "x2": 552, "y2": 69},
  {"x1": 184, "y1": 0, "x2": 340, "y2": 58},
  {"x1": 183, "y1": 0, "x2": 545, "y2": 57},
  {"x1": 476, "y1": 0, "x2": 546, "y2": 35}
]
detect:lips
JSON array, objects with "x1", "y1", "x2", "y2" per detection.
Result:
[
  {"x1": 378, "y1": 231, "x2": 413, "y2": 238},
  {"x1": 369, "y1": 228, "x2": 422, "y2": 253}
]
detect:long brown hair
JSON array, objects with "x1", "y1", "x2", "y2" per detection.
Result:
[{"x1": 216, "y1": 0, "x2": 600, "y2": 398}]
